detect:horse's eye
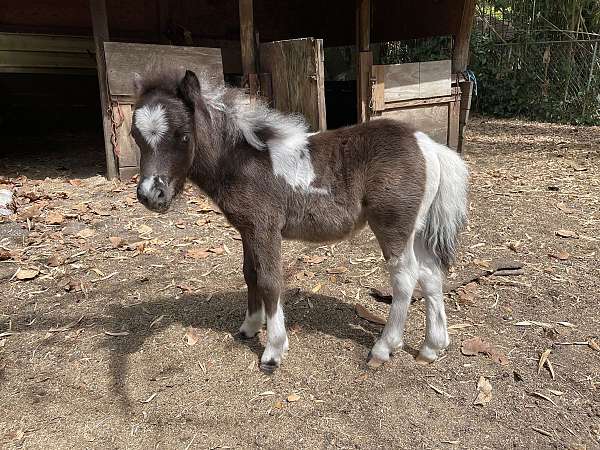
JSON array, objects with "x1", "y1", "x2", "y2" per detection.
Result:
[{"x1": 181, "y1": 133, "x2": 189, "y2": 143}]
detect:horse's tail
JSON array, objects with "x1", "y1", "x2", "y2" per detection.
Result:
[{"x1": 416, "y1": 132, "x2": 469, "y2": 270}]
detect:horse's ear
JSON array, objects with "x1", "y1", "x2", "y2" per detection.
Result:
[
  {"x1": 179, "y1": 70, "x2": 202, "y2": 107},
  {"x1": 133, "y1": 72, "x2": 143, "y2": 96}
]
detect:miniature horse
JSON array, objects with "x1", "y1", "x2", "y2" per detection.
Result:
[{"x1": 131, "y1": 69, "x2": 469, "y2": 373}]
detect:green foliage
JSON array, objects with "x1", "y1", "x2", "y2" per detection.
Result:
[{"x1": 471, "y1": 0, "x2": 600, "y2": 125}]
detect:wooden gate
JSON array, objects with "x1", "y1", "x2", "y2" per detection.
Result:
[
  {"x1": 370, "y1": 59, "x2": 461, "y2": 149},
  {"x1": 259, "y1": 38, "x2": 326, "y2": 132}
]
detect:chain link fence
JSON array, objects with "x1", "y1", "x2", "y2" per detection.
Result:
[{"x1": 471, "y1": 8, "x2": 600, "y2": 124}]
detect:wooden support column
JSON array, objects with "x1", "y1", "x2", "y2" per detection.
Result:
[
  {"x1": 452, "y1": 0, "x2": 476, "y2": 73},
  {"x1": 157, "y1": 0, "x2": 170, "y2": 44},
  {"x1": 90, "y1": 0, "x2": 117, "y2": 180},
  {"x1": 453, "y1": 0, "x2": 476, "y2": 152},
  {"x1": 356, "y1": 0, "x2": 372, "y2": 123},
  {"x1": 239, "y1": 0, "x2": 259, "y2": 96}
]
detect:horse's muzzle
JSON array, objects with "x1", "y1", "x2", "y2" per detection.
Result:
[{"x1": 137, "y1": 175, "x2": 170, "y2": 212}]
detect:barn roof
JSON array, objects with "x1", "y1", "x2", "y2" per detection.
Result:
[{"x1": 1, "y1": 0, "x2": 467, "y2": 45}]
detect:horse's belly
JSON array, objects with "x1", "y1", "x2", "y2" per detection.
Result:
[{"x1": 282, "y1": 198, "x2": 367, "y2": 243}]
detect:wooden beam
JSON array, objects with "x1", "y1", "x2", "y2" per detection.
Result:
[
  {"x1": 89, "y1": 0, "x2": 117, "y2": 180},
  {"x1": 452, "y1": 0, "x2": 476, "y2": 73},
  {"x1": 239, "y1": 0, "x2": 259, "y2": 95},
  {"x1": 157, "y1": 0, "x2": 170, "y2": 44},
  {"x1": 356, "y1": 0, "x2": 371, "y2": 123}
]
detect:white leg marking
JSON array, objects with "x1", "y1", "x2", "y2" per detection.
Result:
[
  {"x1": 415, "y1": 238, "x2": 449, "y2": 362},
  {"x1": 261, "y1": 299, "x2": 289, "y2": 366},
  {"x1": 370, "y1": 234, "x2": 419, "y2": 362},
  {"x1": 239, "y1": 304, "x2": 265, "y2": 337}
]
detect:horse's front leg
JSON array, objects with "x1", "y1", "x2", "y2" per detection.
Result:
[
  {"x1": 243, "y1": 230, "x2": 287, "y2": 373},
  {"x1": 239, "y1": 238, "x2": 265, "y2": 339}
]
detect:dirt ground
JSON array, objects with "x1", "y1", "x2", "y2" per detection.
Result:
[{"x1": 0, "y1": 117, "x2": 599, "y2": 450}]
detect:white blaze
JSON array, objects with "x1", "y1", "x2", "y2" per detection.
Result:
[{"x1": 134, "y1": 104, "x2": 168, "y2": 150}]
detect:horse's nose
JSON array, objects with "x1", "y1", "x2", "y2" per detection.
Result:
[{"x1": 137, "y1": 176, "x2": 167, "y2": 210}]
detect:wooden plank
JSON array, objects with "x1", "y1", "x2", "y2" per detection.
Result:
[
  {"x1": 378, "y1": 105, "x2": 449, "y2": 145},
  {"x1": 104, "y1": 42, "x2": 223, "y2": 97},
  {"x1": 239, "y1": 0, "x2": 258, "y2": 94},
  {"x1": 357, "y1": 51, "x2": 372, "y2": 122},
  {"x1": 112, "y1": 104, "x2": 140, "y2": 168},
  {"x1": 315, "y1": 39, "x2": 327, "y2": 131},
  {"x1": 458, "y1": 79, "x2": 473, "y2": 153},
  {"x1": 371, "y1": 65, "x2": 385, "y2": 112},
  {"x1": 0, "y1": 51, "x2": 96, "y2": 71},
  {"x1": 447, "y1": 98, "x2": 460, "y2": 150},
  {"x1": 452, "y1": 0, "x2": 476, "y2": 73},
  {"x1": 356, "y1": 0, "x2": 371, "y2": 122},
  {"x1": 89, "y1": 0, "x2": 117, "y2": 180},
  {"x1": 259, "y1": 72, "x2": 272, "y2": 103},
  {"x1": 383, "y1": 93, "x2": 458, "y2": 110},
  {"x1": 381, "y1": 62, "x2": 419, "y2": 102},
  {"x1": 420, "y1": 60, "x2": 451, "y2": 98},
  {"x1": 0, "y1": 33, "x2": 94, "y2": 53},
  {"x1": 259, "y1": 38, "x2": 326, "y2": 132}
]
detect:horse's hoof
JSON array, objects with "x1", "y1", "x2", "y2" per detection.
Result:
[
  {"x1": 259, "y1": 359, "x2": 279, "y2": 374},
  {"x1": 366, "y1": 351, "x2": 386, "y2": 369},
  {"x1": 415, "y1": 353, "x2": 436, "y2": 365},
  {"x1": 237, "y1": 330, "x2": 256, "y2": 340}
]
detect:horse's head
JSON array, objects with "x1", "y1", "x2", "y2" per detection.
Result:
[{"x1": 131, "y1": 70, "x2": 202, "y2": 213}]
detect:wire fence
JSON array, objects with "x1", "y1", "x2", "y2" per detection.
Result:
[{"x1": 471, "y1": 7, "x2": 600, "y2": 124}]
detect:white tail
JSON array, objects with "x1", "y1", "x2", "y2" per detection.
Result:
[{"x1": 415, "y1": 132, "x2": 469, "y2": 269}]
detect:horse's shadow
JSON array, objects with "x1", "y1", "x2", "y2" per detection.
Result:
[{"x1": 93, "y1": 287, "x2": 384, "y2": 407}]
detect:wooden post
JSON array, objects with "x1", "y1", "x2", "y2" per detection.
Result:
[
  {"x1": 356, "y1": 0, "x2": 372, "y2": 123},
  {"x1": 89, "y1": 0, "x2": 118, "y2": 180},
  {"x1": 239, "y1": 0, "x2": 259, "y2": 95},
  {"x1": 452, "y1": 0, "x2": 476, "y2": 73},
  {"x1": 453, "y1": 0, "x2": 476, "y2": 152}
]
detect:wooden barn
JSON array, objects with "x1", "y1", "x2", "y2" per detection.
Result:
[{"x1": 0, "y1": 0, "x2": 476, "y2": 179}]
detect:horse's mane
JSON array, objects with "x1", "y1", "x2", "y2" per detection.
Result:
[{"x1": 136, "y1": 67, "x2": 309, "y2": 152}]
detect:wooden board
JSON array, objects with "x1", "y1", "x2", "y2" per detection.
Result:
[
  {"x1": 373, "y1": 60, "x2": 451, "y2": 105},
  {"x1": 0, "y1": 32, "x2": 95, "y2": 73},
  {"x1": 104, "y1": 42, "x2": 224, "y2": 99},
  {"x1": 377, "y1": 105, "x2": 449, "y2": 145},
  {"x1": 112, "y1": 104, "x2": 140, "y2": 169},
  {"x1": 419, "y1": 60, "x2": 452, "y2": 98},
  {"x1": 260, "y1": 38, "x2": 326, "y2": 132}
]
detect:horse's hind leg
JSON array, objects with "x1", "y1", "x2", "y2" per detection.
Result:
[
  {"x1": 367, "y1": 227, "x2": 419, "y2": 367},
  {"x1": 414, "y1": 237, "x2": 449, "y2": 363}
]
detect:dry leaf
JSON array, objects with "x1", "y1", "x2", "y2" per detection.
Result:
[
  {"x1": 68, "y1": 179, "x2": 83, "y2": 186},
  {"x1": 311, "y1": 283, "x2": 322, "y2": 293},
  {"x1": 461, "y1": 336, "x2": 509, "y2": 365},
  {"x1": 473, "y1": 258, "x2": 491, "y2": 269},
  {"x1": 76, "y1": 228, "x2": 95, "y2": 239},
  {"x1": 109, "y1": 236, "x2": 126, "y2": 248},
  {"x1": 286, "y1": 393, "x2": 300, "y2": 402},
  {"x1": 303, "y1": 255, "x2": 327, "y2": 265},
  {"x1": 588, "y1": 339, "x2": 600, "y2": 352},
  {"x1": 556, "y1": 229, "x2": 579, "y2": 239},
  {"x1": 548, "y1": 389, "x2": 564, "y2": 396},
  {"x1": 47, "y1": 255, "x2": 65, "y2": 267},
  {"x1": 137, "y1": 224, "x2": 153, "y2": 234},
  {"x1": 0, "y1": 250, "x2": 12, "y2": 261},
  {"x1": 104, "y1": 330, "x2": 129, "y2": 336},
  {"x1": 556, "y1": 202, "x2": 576, "y2": 214},
  {"x1": 185, "y1": 326, "x2": 201, "y2": 346},
  {"x1": 537, "y1": 349, "x2": 551, "y2": 374},
  {"x1": 294, "y1": 270, "x2": 315, "y2": 280},
  {"x1": 355, "y1": 303, "x2": 386, "y2": 325},
  {"x1": 209, "y1": 246, "x2": 225, "y2": 256},
  {"x1": 46, "y1": 211, "x2": 65, "y2": 225},
  {"x1": 474, "y1": 376, "x2": 492, "y2": 406},
  {"x1": 326, "y1": 266, "x2": 348, "y2": 274},
  {"x1": 16, "y1": 268, "x2": 39, "y2": 280},
  {"x1": 186, "y1": 247, "x2": 211, "y2": 259},
  {"x1": 195, "y1": 218, "x2": 210, "y2": 226},
  {"x1": 548, "y1": 250, "x2": 570, "y2": 260}
]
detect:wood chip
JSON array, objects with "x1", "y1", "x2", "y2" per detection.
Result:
[
  {"x1": 185, "y1": 326, "x2": 201, "y2": 346},
  {"x1": 555, "y1": 229, "x2": 579, "y2": 239},
  {"x1": 15, "y1": 268, "x2": 39, "y2": 280},
  {"x1": 530, "y1": 391, "x2": 557, "y2": 406},
  {"x1": 104, "y1": 330, "x2": 130, "y2": 336},
  {"x1": 141, "y1": 392, "x2": 157, "y2": 403}
]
